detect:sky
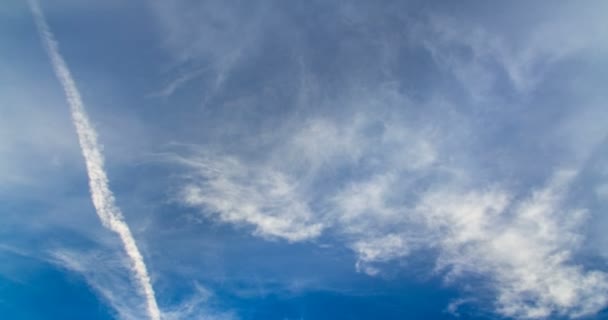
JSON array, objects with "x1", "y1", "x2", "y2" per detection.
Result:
[{"x1": 1, "y1": 1, "x2": 608, "y2": 319}]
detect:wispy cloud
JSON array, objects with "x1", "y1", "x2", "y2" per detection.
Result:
[
  {"x1": 148, "y1": 0, "x2": 260, "y2": 103},
  {"x1": 416, "y1": 171, "x2": 608, "y2": 318},
  {"x1": 50, "y1": 248, "x2": 236, "y2": 320},
  {"x1": 161, "y1": 282, "x2": 236, "y2": 320},
  {"x1": 28, "y1": 1, "x2": 161, "y2": 319},
  {"x1": 50, "y1": 249, "x2": 150, "y2": 320},
  {"x1": 416, "y1": 5, "x2": 608, "y2": 100},
  {"x1": 172, "y1": 86, "x2": 608, "y2": 318},
  {"x1": 178, "y1": 153, "x2": 323, "y2": 242},
  {"x1": 138, "y1": 1, "x2": 608, "y2": 318}
]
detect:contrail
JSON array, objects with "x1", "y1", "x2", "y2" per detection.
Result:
[{"x1": 27, "y1": 1, "x2": 161, "y2": 319}]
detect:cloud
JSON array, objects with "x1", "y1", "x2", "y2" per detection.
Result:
[
  {"x1": 178, "y1": 153, "x2": 323, "y2": 242},
  {"x1": 171, "y1": 85, "x2": 608, "y2": 318},
  {"x1": 161, "y1": 282, "x2": 237, "y2": 320},
  {"x1": 148, "y1": 0, "x2": 263, "y2": 101},
  {"x1": 416, "y1": 3, "x2": 608, "y2": 99},
  {"x1": 50, "y1": 249, "x2": 150, "y2": 320},
  {"x1": 49, "y1": 248, "x2": 237, "y2": 320},
  {"x1": 445, "y1": 297, "x2": 475, "y2": 318},
  {"x1": 416, "y1": 171, "x2": 608, "y2": 318},
  {"x1": 28, "y1": 1, "x2": 160, "y2": 319},
  {"x1": 145, "y1": 1, "x2": 608, "y2": 318}
]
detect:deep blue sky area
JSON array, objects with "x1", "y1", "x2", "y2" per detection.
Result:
[
  {"x1": 0, "y1": 252, "x2": 113, "y2": 320},
  {"x1": 2, "y1": 1, "x2": 608, "y2": 319}
]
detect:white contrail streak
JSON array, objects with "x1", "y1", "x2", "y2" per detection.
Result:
[{"x1": 27, "y1": 1, "x2": 161, "y2": 319}]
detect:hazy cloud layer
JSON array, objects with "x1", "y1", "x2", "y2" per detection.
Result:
[
  {"x1": 4, "y1": 1, "x2": 608, "y2": 319},
  {"x1": 150, "y1": 1, "x2": 608, "y2": 318}
]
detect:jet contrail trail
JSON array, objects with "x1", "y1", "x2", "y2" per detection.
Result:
[{"x1": 27, "y1": 1, "x2": 161, "y2": 319}]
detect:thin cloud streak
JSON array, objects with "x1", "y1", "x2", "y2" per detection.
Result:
[{"x1": 27, "y1": 1, "x2": 161, "y2": 319}]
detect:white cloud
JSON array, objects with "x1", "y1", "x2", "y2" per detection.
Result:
[
  {"x1": 178, "y1": 154, "x2": 323, "y2": 242},
  {"x1": 174, "y1": 97, "x2": 608, "y2": 318},
  {"x1": 416, "y1": 171, "x2": 608, "y2": 318},
  {"x1": 28, "y1": 1, "x2": 160, "y2": 319},
  {"x1": 148, "y1": 2, "x2": 608, "y2": 318}
]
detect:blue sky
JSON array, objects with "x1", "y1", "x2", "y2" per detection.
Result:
[{"x1": 2, "y1": 0, "x2": 608, "y2": 319}]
